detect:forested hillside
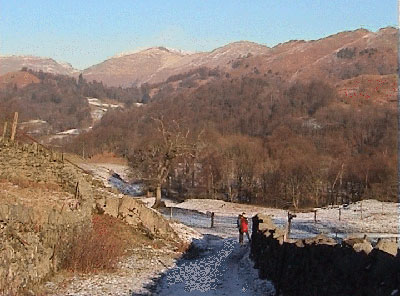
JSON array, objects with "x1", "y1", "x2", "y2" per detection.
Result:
[
  {"x1": 68, "y1": 72, "x2": 397, "y2": 208},
  {"x1": 0, "y1": 69, "x2": 145, "y2": 134},
  {"x1": 0, "y1": 70, "x2": 91, "y2": 132}
]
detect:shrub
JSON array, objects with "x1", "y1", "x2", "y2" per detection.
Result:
[
  {"x1": 62, "y1": 214, "x2": 125, "y2": 273},
  {"x1": 336, "y1": 47, "x2": 356, "y2": 59}
]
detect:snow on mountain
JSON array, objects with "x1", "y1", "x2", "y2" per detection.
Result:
[{"x1": 112, "y1": 47, "x2": 195, "y2": 59}]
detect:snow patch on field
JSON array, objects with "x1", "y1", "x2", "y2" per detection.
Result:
[
  {"x1": 56, "y1": 128, "x2": 80, "y2": 135},
  {"x1": 87, "y1": 97, "x2": 123, "y2": 122},
  {"x1": 169, "y1": 221, "x2": 203, "y2": 243},
  {"x1": 87, "y1": 97, "x2": 120, "y2": 109},
  {"x1": 168, "y1": 198, "x2": 399, "y2": 240}
]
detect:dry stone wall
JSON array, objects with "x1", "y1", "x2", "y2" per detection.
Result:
[
  {"x1": 251, "y1": 214, "x2": 400, "y2": 296},
  {"x1": 0, "y1": 140, "x2": 93, "y2": 294},
  {"x1": 0, "y1": 139, "x2": 179, "y2": 294},
  {"x1": 0, "y1": 202, "x2": 91, "y2": 294}
]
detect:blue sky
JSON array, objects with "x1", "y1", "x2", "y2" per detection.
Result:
[{"x1": 0, "y1": 0, "x2": 397, "y2": 69}]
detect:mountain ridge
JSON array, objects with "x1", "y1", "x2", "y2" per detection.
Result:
[{"x1": 1, "y1": 26, "x2": 396, "y2": 87}]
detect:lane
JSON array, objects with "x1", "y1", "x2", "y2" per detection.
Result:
[{"x1": 153, "y1": 236, "x2": 274, "y2": 296}]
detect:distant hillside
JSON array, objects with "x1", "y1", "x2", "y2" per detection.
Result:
[
  {"x1": 0, "y1": 55, "x2": 79, "y2": 76},
  {"x1": 82, "y1": 42, "x2": 270, "y2": 87},
  {"x1": 0, "y1": 71, "x2": 40, "y2": 89},
  {"x1": 82, "y1": 47, "x2": 187, "y2": 87},
  {"x1": 229, "y1": 27, "x2": 397, "y2": 83},
  {"x1": 0, "y1": 70, "x2": 91, "y2": 134},
  {"x1": 0, "y1": 70, "x2": 146, "y2": 145}
]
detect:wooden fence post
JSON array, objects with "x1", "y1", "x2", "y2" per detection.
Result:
[
  {"x1": 211, "y1": 212, "x2": 215, "y2": 228},
  {"x1": 2, "y1": 122, "x2": 7, "y2": 140},
  {"x1": 74, "y1": 182, "x2": 79, "y2": 199},
  {"x1": 10, "y1": 112, "x2": 18, "y2": 141},
  {"x1": 339, "y1": 207, "x2": 342, "y2": 221},
  {"x1": 287, "y1": 212, "x2": 297, "y2": 238},
  {"x1": 313, "y1": 209, "x2": 317, "y2": 223}
]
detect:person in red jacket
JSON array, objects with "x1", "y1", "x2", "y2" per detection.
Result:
[{"x1": 239, "y1": 212, "x2": 251, "y2": 245}]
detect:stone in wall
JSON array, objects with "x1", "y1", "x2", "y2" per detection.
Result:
[
  {"x1": 375, "y1": 238, "x2": 398, "y2": 256},
  {"x1": 96, "y1": 195, "x2": 178, "y2": 240}
]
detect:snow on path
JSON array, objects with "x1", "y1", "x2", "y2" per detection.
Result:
[
  {"x1": 142, "y1": 205, "x2": 275, "y2": 295},
  {"x1": 153, "y1": 236, "x2": 274, "y2": 296}
]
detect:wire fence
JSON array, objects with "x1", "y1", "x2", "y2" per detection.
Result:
[
  {"x1": 159, "y1": 207, "x2": 252, "y2": 238},
  {"x1": 159, "y1": 206, "x2": 400, "y2": 244}
]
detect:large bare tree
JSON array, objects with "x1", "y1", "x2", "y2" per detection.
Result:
[{"x1": 129, "y1": 117, "x2": 201, "y2": 208}]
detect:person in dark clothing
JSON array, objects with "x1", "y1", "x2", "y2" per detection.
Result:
[
  {"x1": 237, "y1": 214, "x2": 243, "y2": 244},
  {"x1": 252, "y1": 214, "x2": 260, "y2": 234}
]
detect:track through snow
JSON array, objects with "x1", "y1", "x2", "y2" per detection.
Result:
[{"x1": 148, "y1": 235, "x2": 274, "y2": 296}]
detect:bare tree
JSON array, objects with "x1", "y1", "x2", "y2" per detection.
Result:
[{"x1": 129, "y1": 117, "x2": 201, "y2": 208}]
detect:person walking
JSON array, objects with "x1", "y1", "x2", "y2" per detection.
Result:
[{"x1": 240, "y1": 212, "x2": 250, "y2": 245}]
